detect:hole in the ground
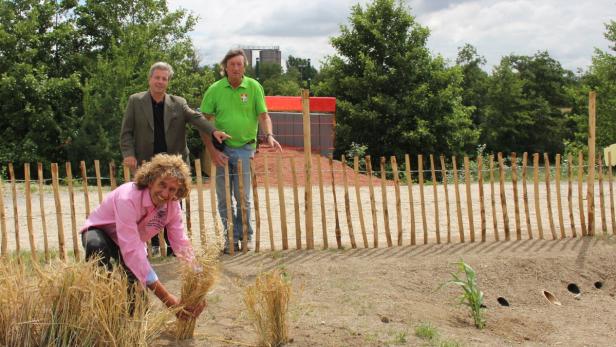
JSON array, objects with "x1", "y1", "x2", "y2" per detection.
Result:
[
  {"x1": 595, "y1": 281, "x2": 603, "y2": 289},
  {"x1": 497, "y1": 297, "x2": 510, "y2": 306},
  {"x1": 480, "y1": 303, "x2": 487, "y2": 308},
  {"x1": 567, "y1": 283, "x2": 581, "y2": 294},
  {"x1": 543, "y1": 290, "x2": 562, "y2": 305}
]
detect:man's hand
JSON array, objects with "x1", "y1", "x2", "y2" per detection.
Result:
[
  {"x1": 123, "y1": 156, "x2": 137, "y2": 171},
  {"x1": 179, "y1": 299, "x2": 208, "y2": 320},
  {"x1": 267, "y1": 135, "x2": 283, "y2": 152},
  {"x1": 210, "y1": 149, "x2": 229, "y2": 167},
  {"x1": 213, "y1": 130, "x2": 231, "y2": 144}
]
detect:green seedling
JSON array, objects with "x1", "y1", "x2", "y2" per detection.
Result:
[{"x1": 441, "y1": 260, "x2": 486, "y2": 329}]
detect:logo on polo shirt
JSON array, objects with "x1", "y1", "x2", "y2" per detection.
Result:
[{"x1": 240, "y1": 93, "x2": 248, "y2": 103}]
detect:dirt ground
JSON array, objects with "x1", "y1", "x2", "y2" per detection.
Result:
[{"x1": 152, "y1": 236, "x2": 616, "y2": 347}]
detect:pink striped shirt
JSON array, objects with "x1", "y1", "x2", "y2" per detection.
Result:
[{"x1": 81, "y1": 182, "x2": 194, "y2": 285}]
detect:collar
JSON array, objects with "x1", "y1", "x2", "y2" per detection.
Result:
[
  {"x1": 224, "y1": 76, "x2": 248, "y2": 90},
  {"x1": 149, "y1": 92, "x2": 166, "y2": 105},
  {"x1": 142, "y1": 187, "x2": 155, "y2": 209}
]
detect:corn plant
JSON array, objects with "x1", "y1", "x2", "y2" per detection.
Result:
[{"x1": 441, "y1": 260, "x2": 486, "y2": 329}]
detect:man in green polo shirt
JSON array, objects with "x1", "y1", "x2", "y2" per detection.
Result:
[{"x1": 201, "y1": 48, "x2": 282, "y2": 254}]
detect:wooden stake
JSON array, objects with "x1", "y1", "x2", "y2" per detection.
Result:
[
  {"x1": 194, "y1": 159, "x2": 205, "y2": 245},
  {"x1": 511, "y1": 153, "x2": 521, "y2": 240},
  {"x1": 418, "y1": 155, "x2": 428, "y2": 244},
  {"x1": 290, "y1": 157, "x2": 302, "y2": 250},
  {"x1": 587, "y1": 91, "x2": 596, "y2": 236},
  {"x1": 80, "y1": 161, "x2": 91, "y2": 217},
  {"x1": 8, "y1": 163, "x2": 20, "y2": 255},
  {"x1": 51, "y1": 163, "x2": 66, "y2": 261},
  {"x1": 223, "y1": 160, "x2": 234, "y2": 255},
  {"x1": 123, "y1": 163, "x2": 131, "y2": 183},
  {"x1": 452, "y1": 156, "x2": 465, "y2": 242},
  {"x1": 522, "y1": 153, "x2": 532, "y2": 239},
  {"x1": 24, "y1": 164, "x2": 37, "y2": 262},
  {"x1": 65, "y1": 162, "x2": 80, "y2": 259},
  {"x1": 250, "y1": 160, "x2": 261, "y2": 252},
  {"x1": 109, "y1": 161, "x2": 117, "y2": 190},
  {"x1": 238, "y1": 159, "x2": 249, "y2": 254},
  {"x1": 477, "y1": 155, "x2": 486, "y2": 242},
  {"x1": 341, "y1": 156, "x2": 357, "y2": 248},
  {"x1": 578, "y1": 151, "x2": 587, "y2": 236},
  {"x1": 209, "y1": 162, "x2": 222, "y2": 240},
  {"x1": 380, "y1": 157, "x2": 392, "y2": 247},
  {"x1": 555, "y1": 154, "x2": 566, "y2": 239},
  {"x1": 497, "y1": 153, "x2": 509, "y2": 241},
  {"x1": 37, "y1": 163, "x2": 49, "y2": 261},
  {"x1": 598, "y1": 155, "x2": 607, "y2": 234},
  {"x1": 366, "y1": 156, "x2": 379, "y2": 247},
  {"x1": 94, "y1": 160, "x2": 103, "y2": 204},
  {"x1": 405, "y1": 154, "x2": 416, "y2": 245},
  {"x1": 354, "y1": 156, "x2": 368, "y2": 248},
  {"x1": 543, "y1": 154, "x2": 557, "y2": 240},
  {"x1": 568, "y1": 153, "x2": 577, "y2": 237},
  {"x1": 276, "y1": 155, "x2": 288, "y2": 250},
  {"x1": 430, "y1": 155, "x2": 440, "y2": 244},
  {"x1": 489, "y1": 155, "x2": 499, "y2": 241},
  {"x1": 329, "y1": 155, "x2": 342, "y2": 249},
  {"x1": 464, "y1": 156, "x2": 475, "y2": 242},
  {"x1": 440, "y1": 156, "x2": 451, "y2": 243},
  {"x1": 302, "y1": 89, "x2": 314, "y2": 249},
  {"x1": 316, "y1": 156, "x2": 327, "y2": 249},
  {"x1": 608, "y1": 153, "x2": 616, "y2": 235},
  {"x1": 533, "y1": 154, "x2": 544, "y2": 239},
  {"x1": 0, "y1": 174, "x2": 7, "y2": 257},
  {"x1": 392, "y1": 156, "x2": 403, "y2": 245}
]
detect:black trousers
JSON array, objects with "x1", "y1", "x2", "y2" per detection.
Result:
[{"x1": 81, "y1": 228, "x2": 138, "y2": 284}]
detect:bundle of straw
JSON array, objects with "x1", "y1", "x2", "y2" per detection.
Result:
[
  {"x1": 175, "y1": 246, "x2": 220, "y2": 339},
  {"x1": 244, "y1": 268, "x2": 292, "y2": 347}
]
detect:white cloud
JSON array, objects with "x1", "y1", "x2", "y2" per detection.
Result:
[{"x1": 169, "y1": 0, "x2": 615, "y2": 72}]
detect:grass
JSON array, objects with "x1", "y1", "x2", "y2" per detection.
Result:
[
  {"x1": 415, "y1": 322, "x2": 463, "y2": 347},
  {"x1": 441, "y1": 260, "x2": 486, "y2": 329}
]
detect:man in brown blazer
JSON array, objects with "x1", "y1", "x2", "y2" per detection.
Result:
[{"x1": 120, "y1": 61, "x2": 229, "y2": 255}]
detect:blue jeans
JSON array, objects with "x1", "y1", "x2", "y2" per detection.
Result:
[{"x1": 216, "y1": 144, "x2": 254, "y2": 246}]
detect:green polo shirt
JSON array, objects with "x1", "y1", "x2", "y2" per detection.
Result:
[{"x1": 200, "y1": 76, "x2": 267, "y2": 148}]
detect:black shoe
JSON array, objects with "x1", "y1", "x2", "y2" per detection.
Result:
[{"x1": 166, "y1": 247, "x2": 175, "y2": 257}]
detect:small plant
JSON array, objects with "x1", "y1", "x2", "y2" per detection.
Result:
[
  {"x1": 415, "y1": 321, "x2": 439, "y2": 341},
  {"x1": 441, "y1": 260, "x2": 486, "y2": 329}
]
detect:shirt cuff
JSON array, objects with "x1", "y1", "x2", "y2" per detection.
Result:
[{"x1": 145, "y1": 268, "x2": 159, "y2": 285}]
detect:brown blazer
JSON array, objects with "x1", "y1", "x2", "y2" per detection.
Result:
[{"x1": 120, "y1": 91, "x2": 215, "y2": 164}]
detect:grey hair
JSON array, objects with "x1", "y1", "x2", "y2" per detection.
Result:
[
  {"x1": 149, "y1": 62, "x2": 174, "y2": 79},
  {"x1": 220, "y1": 48, "x2": 247, "y2": 76}
]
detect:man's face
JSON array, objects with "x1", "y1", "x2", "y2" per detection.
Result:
[
  {"x1": 148, "y1": 176, "x2": 180, "y2": 207},
  {"x1": 148, "y1": 68, "x2": 170, "y2": 95},
  {"x1": 225, "y1": 55, "x2": 245, "y2": 81}
]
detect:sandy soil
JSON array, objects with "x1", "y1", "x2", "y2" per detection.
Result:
[{"x1": 153, "y1": 236, "x2": 616, "y2": 346}]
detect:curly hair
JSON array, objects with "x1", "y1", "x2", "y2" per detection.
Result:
[{"x1": 133, "y1": 154, "x2": 191, "y2": 199}]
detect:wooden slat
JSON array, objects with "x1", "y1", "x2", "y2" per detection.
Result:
[
  {"x1": 598, "y1": 155, "x2": 607, "y2": 234},
  {"x1": 24, "y1": 164, "x2": 37, "y2": 262},
  {"x1": 8, "y1": 163, "x2": 20, "y2": 255},
  {"x1": 65, "y1": 162, "x2": 80, "y2": 259},
  {"x1": 183, "y1": 190, "x2": 191, "y2": 253},
  {"x1": 392, "y1": 156, "x2": 403, "y2": 245},
  {"x1": 464, "y1": 157, "x2": 475, "y2": 242},
  {"x1": 0, "y1": 174, "x2": 7, "y2": 257},
  {"x1": 578, "y1": 151, "x2": 587, "y2": 236},
  {"x1": 37, "y1": 163, "x2": 49, "y2": 261},
  {"x1": 302, "y1": 89, "x2": 314, "y2": 249},
  {"x1": 477, "y1": 156, "x2": 486, "y2": 242},
  {"x1": 51, "y1": 163, "x2": 66, "y2": 261},
  {"x1": 405, "y1": 155, "x2": 416, "y2": 245},
  {"x1": 194, "y1": 159, "x2": 205, "y2": 245},
  {"x1": 608, "y1": 153, "x2": 615, "y2": 235},
  {"x1": 94, "y1": 160, "x2": 103, "y2": 204},
  {"x1": 263, "y1": 154, "x2": 274, "y2": 251},
  {"x1": 237, "y1": 159, "x2": 249, "y2": 254},
  {"x1": 497, "y1": 153, "x2": 509, "y2": 241},
  {"x1": 380, "y1": 157, "x2": 392, "y2": 247},
  {"x1": 223, "y1": 160, "x2": 234, "y2": 255},
  {"x1": 522, "y1": 153, "x2": 532, "y2": 239},
  {"x1": 354, "y1": 156, "x2": 368, "y2": 248},
  {"x1": 533, "y1": 153, "x2": 544, "y2": 239},
  {"x1": 567, "y1": 153, "x2": 577, "y2": 237},
  {"x1": 80, "y1": 161, "x2": 91, "y2": 217},
  {"x1": 329, "y1": 155, "x2": 342, "y2": 249},
  {"x1": 418, "y1": 155, "x2": 427, "y2": 244},
  {"x1": 587, "y1": 91, "x2": 596, "y2": 236},
  {"x1": 511, "y1": 153, "x2": 521, "y2": 240},
  {"x1": 276, "y1": 155, "x2": 288, "y2": 250},
  {"x1": 123, "y1": 163, "x2": 131, "y2": 183},
  {"x1": 555, "y1": 154, "x2": 566, "y2": 239},
  {"x1": 452, "y1": 157, "x2": 465, "y2": 242},
  {"x1": 341, "y1": 156, "x2": 356, "y2": 248},
  {"x1": 543, "y1": 154, "x2": 557, "y2": 240},
  {"x1": 290, "y1": 157, "x2": 302, "y2": 250},
  {"x1": 109, "y1": 161, "x2": 117, "y2": 190},
  {"x1": 489, "y1": 155, "x2": 499, "y2": 241},
  {"x1": 366, "y1": 156, "x2": 379, "y2": 247},
  {"x1": 316, "y1": 156, "x2": 327, "y2": 249},
  {"x1": 209, "y1": 163, "x2": 222, "y2": 241},
  {"x1": 440, "y1": 156, "x2": 451, "y2": 243},
  {"x1": 429, "y1": 155, "x2": 440, "y2": 244},
  {"x1": 250, "y1": 160, "x2": 261, "y2": 252}
]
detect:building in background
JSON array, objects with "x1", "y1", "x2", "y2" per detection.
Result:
[{"x1": 240, "y1": 45, "x2": 281, "y2": 67}]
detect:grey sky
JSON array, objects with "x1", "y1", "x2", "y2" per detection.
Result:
[{"x1": 169, "y1": 0, "x2": 615, "y2": 72}]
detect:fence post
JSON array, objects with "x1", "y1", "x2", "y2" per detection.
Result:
[
  {"x1": 24, "y1": 164, "x2": 37, "y2": 262},
  {"x1": 301, "y1": 89, "x2": 314, "y2": 249},
  {"x1": 8, "y1": 163, "x2": 20, "y2": 256},
  {"x1": 587, "y1": 91, "x2": 596, "y2": 236},
  {"x1": 51, "y1": 163, "x2": 66, "y2": 261},
  {"x1": 37, "y1": 163, "x2": 49, "y2": 261}
]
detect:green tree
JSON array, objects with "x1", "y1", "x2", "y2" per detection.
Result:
[
  {"x1": 315, "y1": 0, "x2": 478, "y2": 160},
  {"x1": 456, "y1": 44, "x2": 489, "y2": 127}
]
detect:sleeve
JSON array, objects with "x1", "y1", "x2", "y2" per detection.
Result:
[
  {"x1": 113, "y1": 197, "x2": 154, "y2": 286},
  {"x1": 200, "y1": 86, "x2": 216, "y2": 115},
  {"x1": 120, "y1": 95, "x2": 136, "y2": 158},
  {"x1": 182, "y1": 98, "x2": 216, "y2": 135},
  {"x1": 165, "y1": 202, "x2": 195, "y2": 263},
  {"x1": 255, "y1": 82, "x2": 268, "y2": 114}
]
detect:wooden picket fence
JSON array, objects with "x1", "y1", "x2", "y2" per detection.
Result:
[{"x1": 0, "y1": 149, "x2": 615, "y2": 261}]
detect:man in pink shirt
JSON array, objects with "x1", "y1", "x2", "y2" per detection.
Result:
[{"x1": 81, "y1": 154, "x2": 203, "y2": 318}]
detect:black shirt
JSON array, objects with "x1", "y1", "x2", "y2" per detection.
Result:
[{"x1": 152, "y1": 96, "x2": 167, "y2": 155}]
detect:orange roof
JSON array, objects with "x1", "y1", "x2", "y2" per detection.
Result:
[{"x1": 265, "y1": 96, "x2": 336, "y2": 113}]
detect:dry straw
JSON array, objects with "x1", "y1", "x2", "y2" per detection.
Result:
[
  {"x1": 175, "y1": 245, "x2": 221, "y2": 340},
  {"x1": 0, "y1": 257, "x2": 172, "y2": 346},
  {"x1": 244, "y1": 268, "x2": 292, "y2": 347}
]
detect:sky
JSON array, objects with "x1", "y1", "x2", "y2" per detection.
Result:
[{"x1": 168, "y1": 0, "x2": 615, "y2": 73}]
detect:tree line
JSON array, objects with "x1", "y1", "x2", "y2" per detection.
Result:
[{"x1": 2, "y1": 0, "x2": 615, "y2": 177}]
